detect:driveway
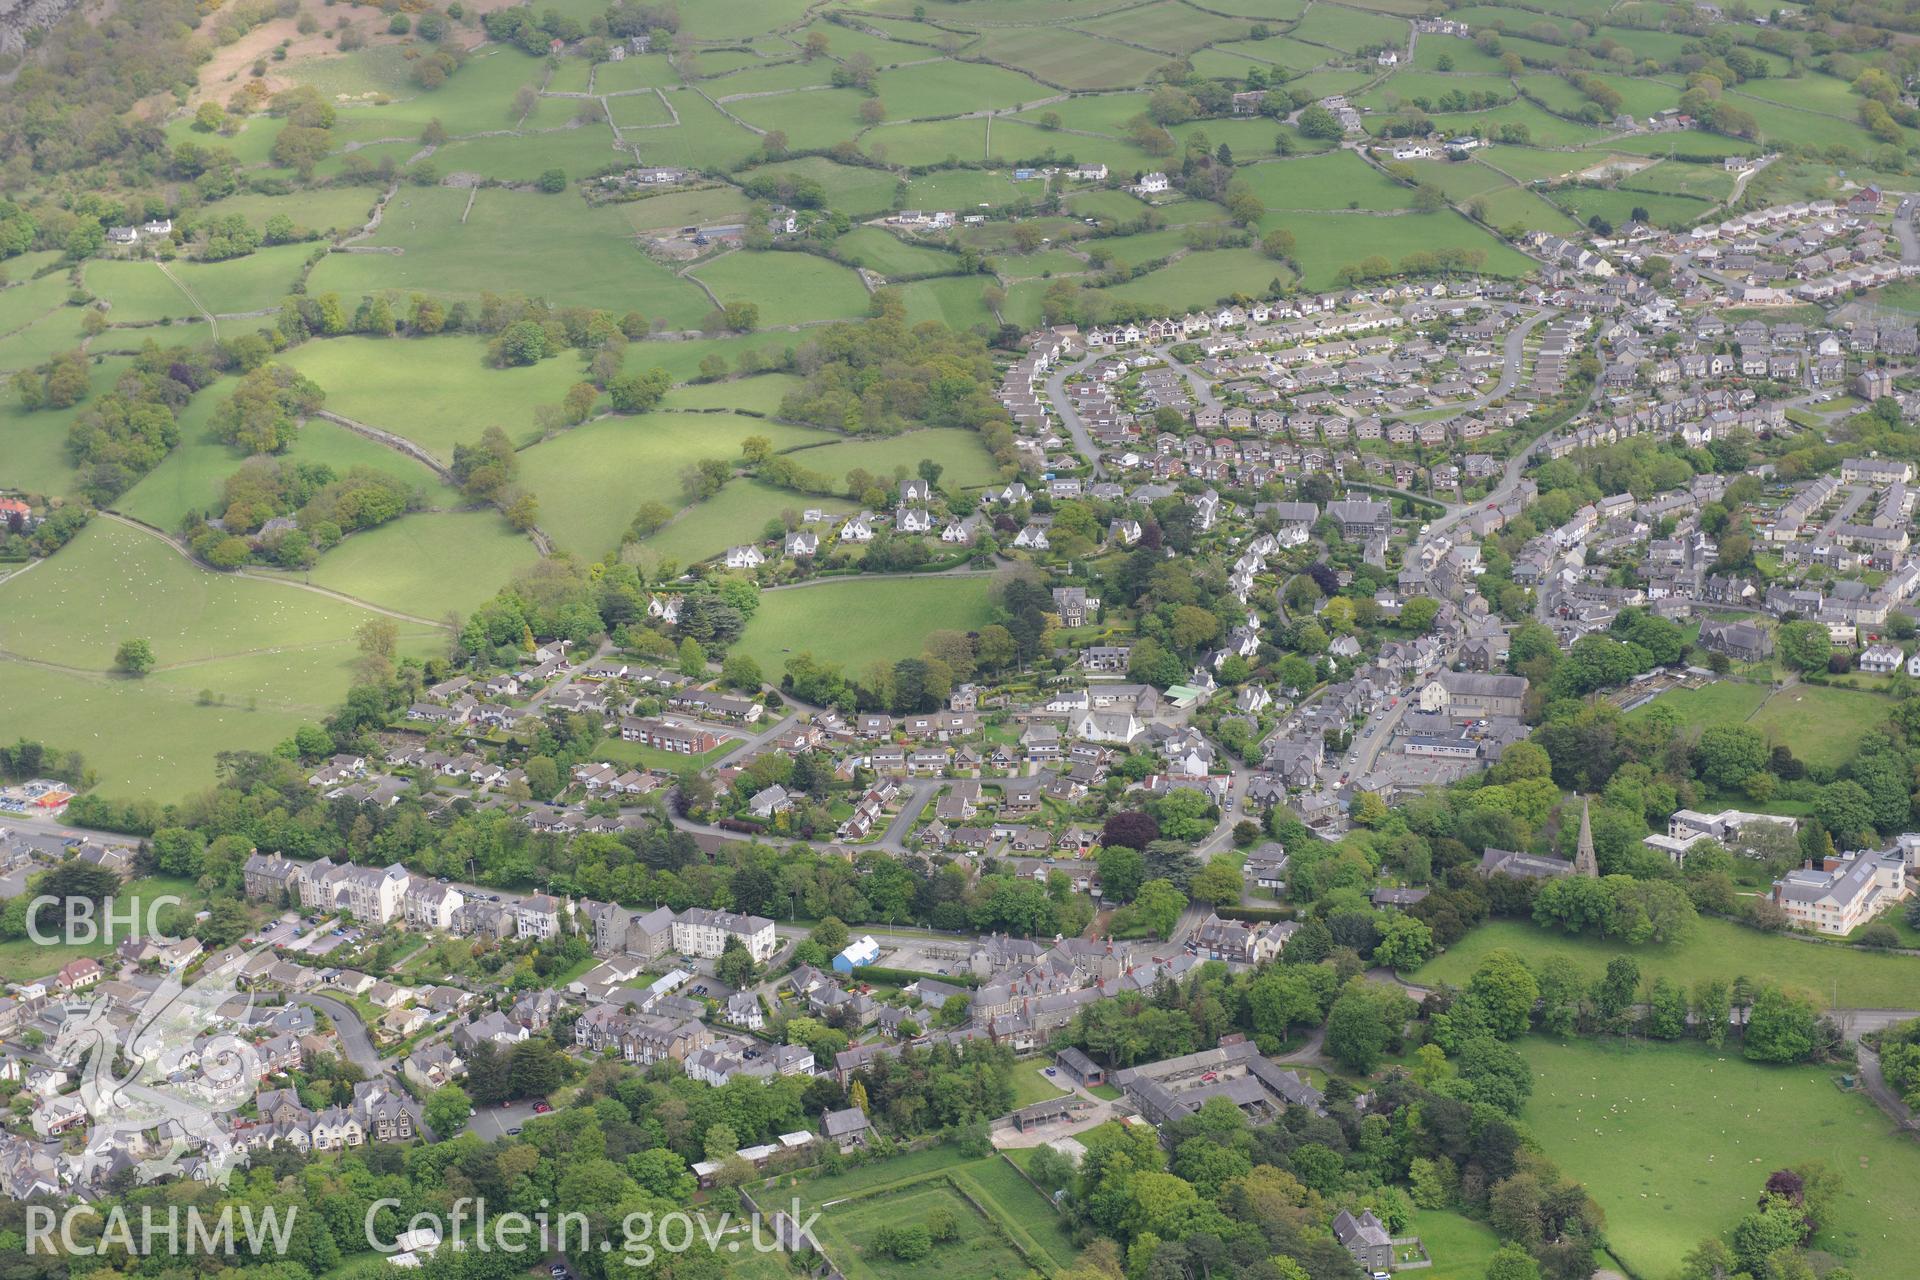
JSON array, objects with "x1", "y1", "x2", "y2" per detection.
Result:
[
  {"x1": 468, "y1": 1099, "x2": 542, "y2": 1140},
  {"x1": 295, "y1": 992, "x2": 382, "y2": 1074}
]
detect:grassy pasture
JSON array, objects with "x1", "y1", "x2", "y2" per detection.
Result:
[
  {"x1": 905, "y1": 168, "x2": 1033, "y2": 211},
  {"x1": 872, "y1": 61, "x2": 1055, "y2": 118},
  {"x1": 0, "y1": 308, "x2": 91, "y2": 380},
  {"x1": 626, "y1": 91, "x2": 766, "y2": 172},
  {"x1": 1412, "y1": 917, "x2": 1920, "y2": 1011},
  {"x1": 199, "y1": 188, "x2": 383, "y2": 236},
  {"x1": 690, "y1": 251, "x2": 871, "y2": 328},
  {"x1": 1416, "y1": 103, "x2": 1613, "y2": 148},
  {"x1": 0, "y1": 271, "x2": 75, "y2": 337},
  {"x1": 281, "y1": 334, "x2": 595, "y2": 460},
  {"x1": 432, "y1": 125, "x2": 630, "y2": 184},
  {"x1": 305, "y1": 187, "x2": 713, "y2": 326},
  {"x1": 117, "y1": 409, "x2": 450, "y2": 533},
  {"x1": 1604, "y1": 129, "x2": 1759, "y2": 158},
  {"x1": 591, "y1": 55, "x2": 682, "y2": 93},
  {"x1": 661, "y1": 373, "x2": 803, "y2": 415},
  {"x1": 605, "y1": 91, "x2": 677, "y2": 128},
  {"x1": 735, "y1": 575, "x2": 996, "y2": 676},
  {"x1": 1101, "y1": 247, "x2": 1291, "y2": 312},
  {"x1": 1520, "y1": 1037, "x2": 1920, "y2": 1280},
  {"x1": 1473, "y1": 185, "x2": 1584, "y2": 234},
  {"x1": 675, "y1": 0, "x2": 816, "y2": 38},
  {"x1": 975, "y1": 27, "x2": 1166, "y2": 89},
  {"x1": 1075, "y1": 2, "x2": 1253, "y2": 54},
  {"x1": 1551, "y1": 184, "x2": 1712, "y2": 230},
  {"x1": 0, "y1": 356, "x2": 133, "y2": 498},
  {"x1": 1291, "y1": 4, "x2": 1408, "y2": 52},
  {"x1": 1411, "y1": 34, "x2": 1508, "y2": 72},
  {"x1": 740, "y1": 157, "x2": 901, "y2": 217},
  {"x1": 613, "y1": 187, "x2": 752, "y2": 232},
  {"x1": 705, "y1": 62, "x2": 836, "y2": 97},
  {"x1": 0, "y1": 520, "x2": 441, "y2": 795},
  {"x1": 1236, "y1": 152, "x2": 1416, "y2": 210},
  {"x1": 519, "y1": 412, "x2": 829, "y2": 556},
  {"x1": 785, "y1": 428, "x2": 1001, "y2": 492},
  {"x1": 640, "y1": 480, "x2": 849, "y2": 567},
  {"x1": 831, "y1": 227, "x2": 960, "y2": 276},
  {"x1": 1271, "y1": 210, "x2": 1534, "y2": 288},
  {"x1": 172, "y1": 244, "x2": 315, "y2": 317},
  {"x1": 728, "y1": 89, "x2": 871, "y2": 151},
  {"x1": 85, "y1": 261, "x2": 201, "y2": 325},
  {"x1": 287, "y1": 510, "x2": 539, "y2": 619}
]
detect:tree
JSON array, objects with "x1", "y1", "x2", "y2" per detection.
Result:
[
  {"x1": 425, "y1": 1084, "x2": 471, "y2": 1137},
  {"x1": 1102, "y1": 811, "x2": 1160, "y2": 850},
  {"x1": 115, "y1": 638, "x2": 155, "y2": 677},
  {"x1": 1298, "y1": 103, "x2": 1343, "y2": 139},
  {"x1": 716, "y1": 935, "x2": 755, "y2": 989},
  {"x1": 1325, "y1": 986, "x2": 1392, "y2": 1072},
  {"x1": 1401, "y1": 596, "x2": 1441, "y2": 632},
  {"x1": 1777, "y1": 620, "x2": 1831, "y2": 674},
  {"x1": 1695, "y1": 725, "x2": 1769, "y2": 790},
  {"x1": 1467, "y1": 949, "x2": 1539, "y2": 1038},
  {"x1": 1132, "y1": 878, "x2": 1187, "y2": 939},
  {"x1": 1744, "y1": 986, "x2": 1817, "y2": 1063},
  {"x1": 1484, "y1": 1244, "x2": 1541, "y2": 1280},
  {"x1": 1189, "y1": 856, "x2": 1243, "y2": 905},
  {"x1": 1097, "y1": 844, "x2": 1148, "y2": 901},
  {"x1": 1373, "y1": 915, "x2": 1433, "y2": 970},
  {"x1": 537, "y1": 169, "x2": 567, "y2": 193},
  {"x1": 720, "y1": 652, "x2": 762, "y2": 691}
]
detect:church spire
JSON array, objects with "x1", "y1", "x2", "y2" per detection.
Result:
[{"x1": 1574, "y1": 796, "x2": 1599, "y2": 877}]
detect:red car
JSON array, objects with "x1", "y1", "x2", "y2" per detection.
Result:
[{"x1": 532, "y1": 1102, "x2": 552, "y2": 1114}]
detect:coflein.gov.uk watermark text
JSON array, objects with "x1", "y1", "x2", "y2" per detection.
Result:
[{"x1": 28, "y1": 1200, "x2": 820, "y2": 1266}]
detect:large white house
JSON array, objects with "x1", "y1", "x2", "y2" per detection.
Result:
[
  {"x1": 672, "y1": 908, "x2": 778, "y2": 963},
  {"x1": 1772, "y1": 853, "x2": 1908, "y2": 935}
]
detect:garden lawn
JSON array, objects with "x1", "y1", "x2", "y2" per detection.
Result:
[
  {"x1": 735, "y1": 576, "x2": 996, "y2": 676},
  {"x1": 1519, "y1": 1037, "x2": 1920, "y2": 1280},
  {"x1": 1404, "y1": 1210, "x2": 1502, "y2": 1280},
  {"x1": 1412, "y1": 917, "x2": 1920, "y2": 1010},
  {"x1": 813, "y1": 1179, "x2": 1031, "y2": 1280},
  {"x1": 690, "y1": 252, "x2": 871, "y2": 328},
  {"x1": 281, "y1": 334, "x2": 596, "y2": 460},
  {"x1": 0, "y1": 875, "x2": 198, "y2": 982},
  {"x1": 519, "y1": 412, "x2": 829, "y2": 557},
  {"x1": 1007, "y1": 1059, "x2": 1074, "y2": 1109}
]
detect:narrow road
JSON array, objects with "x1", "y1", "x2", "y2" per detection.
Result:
[{"x1": 1043, "y1": 352, "x2": 1106, "y2": 478}]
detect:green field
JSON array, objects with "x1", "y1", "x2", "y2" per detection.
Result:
[
  {"x1": 281, "y1": 335, "x2": 598, "y2": 461},
  {"x1": 519, "y1": 412, "x2": 829, "y2": 557},
  {"x1": 1521, "y1": 1037, "x2": 1920, "y2": 1280},
  {"x1": 1413, "y1": 918, "x2": 1920, "y2": 1011},
  {"x1": 690, "y1": 251, "x2": 872, "y2": 328},
  {"x1": 0, "y1": 521, "x2": 440, "y2": 796},
  {"x1": 735, "y1": 576, "x2": 997, "y2": 676},
  {"x1": 285, "y1": 511, "x2": 540, "y2": 619},
  {"x1": 1236, "y1": 152, "x2": 1416, "y2": 210},
  {"x1": 306, "y1": 187, "x2": 712, "y2": 326},
  {"x1": 785, "y1": 428, "x2": 1001, "y2": 492},
  {"x1": 1630, "y1": 680, "x2": 1884, "y2": 772},
  {"x1": 1404, "y1": 1210, "x2": 1503, "y2": 1280},
  {"x1": 114, "y1": 393, "x2": 453, "y2": 533}
]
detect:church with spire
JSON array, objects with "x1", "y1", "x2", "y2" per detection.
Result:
[{"x1": 1573, "y1": 796, "x2": 1599, "y2": 878}]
